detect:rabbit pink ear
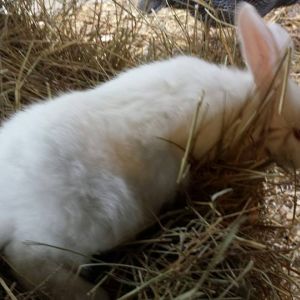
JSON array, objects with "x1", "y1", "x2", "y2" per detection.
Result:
[
  {"x1": 236, "y1": 2, "x2": 291, "y2": 88},
  {"x1": 267, "y1": 23, "x2": 293, "y2": 54}
]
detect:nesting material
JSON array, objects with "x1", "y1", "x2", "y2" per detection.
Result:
[{"x1": 0, "y1": 0, "x2": 299, "y2": 299}]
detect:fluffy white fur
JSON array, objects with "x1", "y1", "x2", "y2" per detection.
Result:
[{"x1": 0, "y1": 3, "x2": 299, "y2": 299}]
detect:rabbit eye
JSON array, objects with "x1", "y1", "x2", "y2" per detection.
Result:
[{"x1": 293, "y1": 128, "x2": 300, "y2": 141}]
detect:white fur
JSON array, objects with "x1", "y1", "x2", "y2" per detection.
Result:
[{"x1": 0, "y1": 3, "x2": 300, "y2": 299}]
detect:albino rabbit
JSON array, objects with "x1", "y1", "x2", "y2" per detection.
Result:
[{"x1": 0, "y1": 3, "x2": 299, "y2": 299}]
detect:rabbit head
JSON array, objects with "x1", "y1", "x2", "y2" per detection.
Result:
[{"x1": 237, "y1": 2, "x2": 300, "y2": 168}]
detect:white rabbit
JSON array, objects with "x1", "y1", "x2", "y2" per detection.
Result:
[{"x1": 0, "y1": 3, "x2": 299, "y2": 299}]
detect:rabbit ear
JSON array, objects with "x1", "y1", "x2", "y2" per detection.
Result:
[
  {"x1": 267, "y1": 23, "x2": 294, "y2": 54},
  {"x1": 236, "y1": 2, "x2": 292, "y2": 87}
]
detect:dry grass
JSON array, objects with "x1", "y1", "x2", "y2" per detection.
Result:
[{"x1": 0, "y1": 0, "x2": 299, "y2": 299}]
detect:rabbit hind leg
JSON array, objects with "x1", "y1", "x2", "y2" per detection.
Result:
[{"x1": 3, "y1": 239, "x2": 109, "y2": 300}]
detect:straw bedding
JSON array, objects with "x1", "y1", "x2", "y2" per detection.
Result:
[{"x1": 0, "y1": 1, "x2": 299, "y2": 299}]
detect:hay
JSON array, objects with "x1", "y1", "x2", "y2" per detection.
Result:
[{"x1": 0, "y1": 0, "x2": 299, "y2": 299}]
